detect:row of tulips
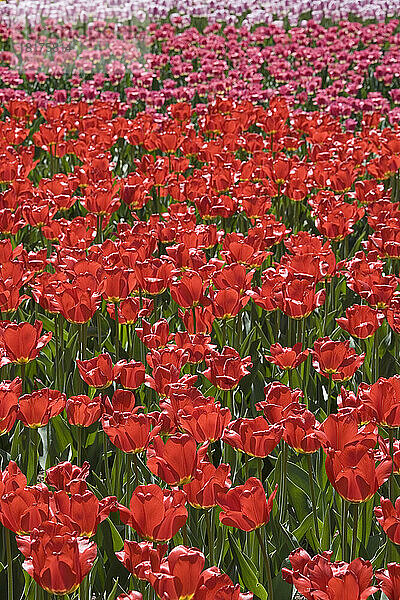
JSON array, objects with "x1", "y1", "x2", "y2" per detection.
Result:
[
  {"x1": 0, "y1": 93, "x2": 399, "y2": 599},
  {"x1": 3, "y1": 17, "x2": 400, "y2": 121}
]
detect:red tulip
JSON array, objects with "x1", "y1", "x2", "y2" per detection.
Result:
[
  {"x1": 76, "y1": 353, "x2": 116, "y2": 389},
  {"x1": 144, "y1": 545, "x2": 205, "y2": 600},
  {"x1": 53, "y1": 490, "x2": 116, "y2": 537},
  {"x1": 203, "y1": 347, "x2": 252, "y2": 390},
  {"x1": 282, "y1": 548, "x2": 378, "y2": 600},
  {"x1": 118, "y1": 484, "x2": 187, "y2": 542},
  {"x1": 312, "y1": 337, "x2": 364, "y2": 381},
  {"x1": 0, "y1": 377, "x2": 21, "y2": 434},
  {"x1": 116, "y1": 540, "x2": 167, "y2": 579},
  {"x1": 183, "y1": 460, "x2": 231, "y2": 509},
  {"x1": 325, "y1": 445, "x2": 392, "y2": 503},
  {"x1": 178, "y1": 401, "x2": 231, "y2": 443},
  {"x1": 376, "y1": 563, "x2": 400, "y2": 600},
  {"x1": 146, "y1": 433, "x2": 204, "y2": 485},
  {"x1": 375, "y1": 497, "x2": 400, "y2": 544},
  {"x1": 0, "y1": 320, "x2": 52, "y2": 366},
  {"x1": 18, "y1": 388, "x2": 66, "y2": 428},
  {"x1": 358, "y1": 377, "x2": 400, "y2": 428},
  {"x1": 223, "y1": 417, "x2": 283, "y2": 457},
  {"x1": 264, "y1": 343, "x2": 309, "y2": 370},
  {"x1": 66, "y1": 394, "x2": 103, "y2": 427},
  {"x1": 283, "y1": 409, "x2": 322, "y2": 454},
  {"x1": 17, "y1": 521, "x2": 97, "y2": 595},
  {"x1": 217, "y1": 477, "x2": 277, "y2": 532},
  {"x1": 102, "y1": 410, "x2": 157, "y2": 454},
  {"x1": 45, "y1": 461, "x2": 90, "y2": 494},
  {"x1": 0, "y1": 483, "x2": 51, "y2": 534},
  {"x1": 336, "y1": 304, "x2": 385, "y2": 339},
  {"x1": 113, "y1": 360, "x2": 146, "y2": 389}
]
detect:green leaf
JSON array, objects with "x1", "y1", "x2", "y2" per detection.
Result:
[
  {"x1": 228, "y1": 532, "x2": 269, "y2": 600},
  {"x1": 105, "y1": 517, "x2": 124, "y2": 552},
  {"x1": 107, "y1": 579, "x2": 121, "y2": 600}
]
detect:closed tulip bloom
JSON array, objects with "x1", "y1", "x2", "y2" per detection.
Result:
[
  {"x1": 53, "y1": 490, "x2": 117, "y2": 537},
  {"x1": 223, "y1": 417, "x2": 283, "y2": 457},
  {"x1": 114, "y1": 360, "x2": 146, "y2": 389},
  {"x1": 18, "y1": 388, "x2": 66, "y2": 428},
  {"x1": 217, "y1": 477, "x2": 277, "y2": 532},
  {"x1": 118, "y1": 484, "x2": 187, "y2": 542},
  {"x1": 105, "y1": 389, "x2": 137, "y2": 414},
  {"x1": 195, "y1": 567, "x2": 253, "y2": 600},
  {"x1": 0, "y1": 377, "x2": 21, "y2": 434},
  {"x1": 116, "y1": 540, "x2": 167, "y2": 579},
  {"x1": 264, "y1": 343, "x2": 309, "y2": 370},
  {"x1": 211, "y1": 288, "x2": 250, "y2": 319},
  {"x1": 144, "y1": 545, "x2": 205, "y2": 600},
  {"x1": 45, "y1": 461, "x2": 90, "y2": 494},
  {"x1": 170, "y1": 271, "x2": 209, "y2": 308},
  {"x1": 282, "y1": 548, "x2": 378, "y2": 600},
  {"x1": 55, "y1": 285, "x2": 101, "y2": 323},
  {"x1": 0, "y1": 460, "x2": 27, "y2": 495},
  {"x1": 256, "y1": 382, "x2": 304, "y2": 424},
  {"x1": 135, "y1": 258, "x2": 173, "y2": 296},
  {"x1": 272, "y1": 279, "x2": 325, "y2": 319},
  {"x1": 183, "y1": 460, "x2": 231, "y2": 509},
  {"x1": 66, "y1": 394, "x2": 103, "y2": 427},
  {"x1": 0, "y1": 483, "x2": 52, "y2": 534},
  {"x1": 178, "y1": 402, "x2": 231, "y2": 443},
  {"x1": 375, "y1": 497, "x2": 400, "y2": 544},
  {"x1": 358, "y1": 376, "x2": 400, "y2": 428},
  {"x1": 376, "y1": 563, "x2": 400, "y2": 600},
  {"x1": 107, "y1": 296, "x2": 153, "y2": 325},
  {"x1": 312, "y1": 337, "x2": 364, "y2": 381},
  {"x1": 203, "y1": 347, "x2": 252, "y2": 390},
  {"x1": 116, "y1": 593, "x2": 143, "y2": 600},
  {"x1": 336, "y1": 304, "x2": 385, "y2": 339},
  {"x1": 283, "y1": 409, "x2": 322, "y2": 454},
  {"x1": 0, "y1": 320, "x2": 52, "y2": 366},
  {"x1": 76, "y1": 353, "x2": 116, "y2": 389},
  {"x1": 146, "y1": 433, "x2": 203, "y2": 485},
  {"x1": 17, "y1": 521, "x2": 97, "y2": 595},
  {"x1": 325, "y1": 445, "x2": 392, "y2": 503},
  {"x1": 102, "y1": 411, "x2": 156, "y2": 454},
  {"x1": 135, "y1": 319, "x2": 170, "y2": 349},
  {"x1": 174, "y1": 332, "x2": 216, "y2": 364},
  {"x1": 319, "y1": 410, "x2": 378, "y2": 453}
]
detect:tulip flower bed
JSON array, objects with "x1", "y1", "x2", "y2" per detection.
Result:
[
  {"x1": 3, "y1": 16, "x2": 400, "y2": 122},
  {"x1": 2, "y1": 15, "x2": 400, "y2": 599}
]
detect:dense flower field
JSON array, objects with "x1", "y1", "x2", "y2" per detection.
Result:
[
  {"x1": 1, "y1": 5, "x2": 400, "y2": 600},
  {"x1": 2, "y1": 16, "x2": 400, "y2": 122}
]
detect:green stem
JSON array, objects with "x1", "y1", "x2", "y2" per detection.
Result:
[
  {"x1": 306, "y1": 453, "x2": 320, "y2": 548},
  {"x1": 389, "y1": 428, "x2": 395, "y2": 502},
  {"x1": 279, "y1": 442, "x2": 288, "y2": 523},
  {"x1": 326, "y1": 374, "x2": 333, "y2": 415},
  {"x1": 54, "y1": 313, "x2": 60, "y2": 390},
  {"x1": 114, "y1": 303, "x2": 120, "y2": 361},
  {"x1": 351, "y1": 503, "x2": 359, "y2": 561},
  {"x1": 205, "y1": 508, "x2": 214, "y2": 565},
  {"x1": 341, "y1": 497, "x2": 348, "y2": 562},
  {"x1": 373, "y1": 330, "x2": 379, "y2": 382},
  {"x1": 255, "y1": 527, "x2": 274, "y2": 600},
  {"x1": 103, "y1": 433, "x2": 111, "y2": 491},
  {"x1": 182, "y1": 522, "x2": 188, "y2": 546},
  {"x1": 77, "y1": 426, "x2": 82, "y2": 467},
  {"x1": 5, "y1": 526, "x2": 13, "y2": 600},
  {"x1": 21, "y1": 362, "x2": 26, "y2": 395},
  {"x1": 29, "y1": 427, "x2": 39, "y2": 485}
]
